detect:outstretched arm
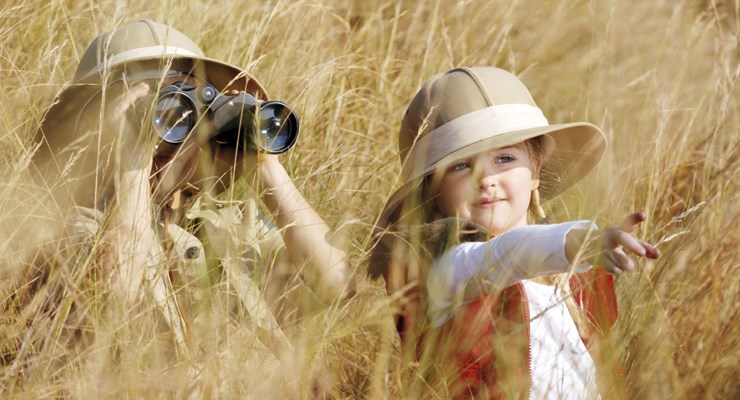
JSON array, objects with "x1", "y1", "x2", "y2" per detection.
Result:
[
  {"x1": 427, "y1": 220, "x2": 590, "y2": 324},
  {"x1": 428, "y1": 213, "x2": 660, "y2": 325}
]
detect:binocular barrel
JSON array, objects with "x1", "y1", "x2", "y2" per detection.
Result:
[
  {"x1": 149, "y1": 83, "x2": 299, "y2": 154},
  {"x1": 211, "y1": 94, "x2": 299, "y2": 154}
]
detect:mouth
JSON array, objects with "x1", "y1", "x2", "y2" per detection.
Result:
[
  {"x1": 151, "y1": 153, "x2": 176, "y2": 186},
  {"x1": 153, "y1": 155, "x2": 169, "y2": 168},
  {"x1": 476, "y1": 197, "x2": 501, "y2": 207}
]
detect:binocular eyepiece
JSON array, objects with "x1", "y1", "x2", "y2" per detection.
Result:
[{"x1": 144, "y1": 81, "x2": 299, "y2": 154}]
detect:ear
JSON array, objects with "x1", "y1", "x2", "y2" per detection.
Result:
[{"x1": 531, "y1": 157, "x2": 542, "y2": 190}]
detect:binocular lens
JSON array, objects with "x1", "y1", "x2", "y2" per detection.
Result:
[
  {"x1": 153, "y1": 94, "x2": 194, "y2": 143},
  {"x1": 255, "y1": 103, "x2": 298, "y2": 153},
  {"x1": 145, "y1": 83, "x2": 299, "y2": 153}
]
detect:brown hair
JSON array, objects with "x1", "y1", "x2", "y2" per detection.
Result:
[{"x1": 523, "y1": 135, "x2": 547, "y2": 221}]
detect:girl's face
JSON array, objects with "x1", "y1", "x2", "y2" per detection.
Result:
[{"x1": 432, "y1": 142, "x2": 540, "y2": 236}]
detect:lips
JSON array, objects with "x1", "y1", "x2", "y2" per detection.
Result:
[
  {"x1": 153, "y1": 154, "x2": 169, "y2": 167},
  {"x1": 156, "y1": 150, "x2": 181, "y2": 163},
  {"x1": 476, "y1": 197, "x2": 500, "y2": 207}
]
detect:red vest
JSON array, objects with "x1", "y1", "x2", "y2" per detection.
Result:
[{"x1": 395, "y1": 269, "x2": 623, "y2": 399}]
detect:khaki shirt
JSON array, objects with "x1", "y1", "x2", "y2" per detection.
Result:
[{"x1": 65, "y1": 196, "x2": 317, "y2": 373}]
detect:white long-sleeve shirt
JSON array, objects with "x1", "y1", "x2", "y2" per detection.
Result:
[{"x1": 426, "y1": 221, "x2": 601, "y2": 400}]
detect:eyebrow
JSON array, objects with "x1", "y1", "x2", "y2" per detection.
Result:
[{"x1": 494, "y1": 144, "x2": 527, "y2": 152}]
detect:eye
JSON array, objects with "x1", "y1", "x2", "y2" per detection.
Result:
[
  {"x1": 450, "y1": 161, "x2": 471, "y2": 171},
  {"x1": 496, "y1": 154, "x2": 515, "y2": 164}
]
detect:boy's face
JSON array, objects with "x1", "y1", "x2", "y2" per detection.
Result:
[
  {"x1": 136, "y1": 71, "x2": 259, "y2": 201},
  {"x1": 431, "y1": 142, "x2": 540, "y2": 236},
  {"x1": 146, "y1": 73, "x2": 205, "y2": 201},
  {"x1": 150, "y1": 139, "x2": 200, "y2": 202}
]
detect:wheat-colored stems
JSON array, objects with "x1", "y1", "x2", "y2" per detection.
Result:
[{"x1": 0, "y1": 0, "x2": 737, "y2": 398}]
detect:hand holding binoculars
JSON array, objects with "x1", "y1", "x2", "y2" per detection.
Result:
[{"x1": 132, "y1": 81, "x2": 299, "y2": 154}]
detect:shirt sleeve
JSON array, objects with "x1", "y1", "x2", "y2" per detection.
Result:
[{"x1": 426, "y1": 221, "x2": 596, "y2": 327}]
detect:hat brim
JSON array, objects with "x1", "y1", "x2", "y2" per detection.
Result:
[
  {"x1": 378, "y1": 122, "x2": 606, "y2": 227},
  {"x1": 39, "y1": 55, "x2": 269, "y2": 135}
]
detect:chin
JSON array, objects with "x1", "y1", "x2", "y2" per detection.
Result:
[
  {"x1": 470, "y1": 215, "x2": 503, "y2": 233},
  {"x1": 487, "y1": 227, "x2": 506, "y2": 236},
  {"x1": 481, "y1": 219, "x2": 518, "y2": 236}
]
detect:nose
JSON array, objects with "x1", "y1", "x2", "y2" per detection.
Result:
[
  {"x1": 477, "y1": 163, "x2": 497, "y2": 190},
  {"x1": 479, "y1": 174, "x2": 496, "y2": 189}
]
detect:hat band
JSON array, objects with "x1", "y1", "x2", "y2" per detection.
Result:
[
  {"x1": 101, "y1": 45, "x2": 201, "y2": 71},
  {"x1": 401, "y1": 103, "x2": 549, "y2": 180}
]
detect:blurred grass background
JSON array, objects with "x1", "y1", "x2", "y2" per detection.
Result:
[{"x1": 0, "y1": 0, "x2": 738, "y2": 398}]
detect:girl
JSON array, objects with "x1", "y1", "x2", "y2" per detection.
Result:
[{"x1": 369, "y1": 67, "x2": 660, "y2": 399}]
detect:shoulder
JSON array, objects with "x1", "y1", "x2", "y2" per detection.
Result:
[{"x1": 368, "y1": 217, "x2": 489, "y2": 280}]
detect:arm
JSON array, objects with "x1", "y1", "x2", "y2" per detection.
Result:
[
  {"x1": 103, "y1": 83, "x2": 160, "y2": 303},
  {"x1": 109, "y1": 163, "x2": 159, "y2": 303},
  {"x1": 212, "y1": 89, "x2": 355, "y2": 302},
  {"x1": 427, "y1": 221, "x2": 593, "y2": 324},
  {"x1": 256, "y1": 155, "x2": 355, "y2": 302},
  {"x1": 427, "y1": 213, "x2": 660, "y2": 325}
]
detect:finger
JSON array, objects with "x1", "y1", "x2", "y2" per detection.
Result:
[
  {"x1": 641, "y1": 241, "x2": 661, "y2": 259},
  {"x1": 592, "y1": 246, "x2": 623, "y2": 275},
  {"x1": 611, "y1": 247, "x2": 635, "y2": 272},
  {"x1": 602, "y1": 266, "x2": 624, "y2": 276},
  {"x1": 598, "y1": 254, "x2": 624, "y2": 275},
  {"x1": 601, "y1": 262, "x2": 623, "y2": 275},
  {"x1": 620, "y1": 211, "x2": 646, "y2": 233},
  {"x1": 612, "y1": 230, "x2": 647, "y2": 257},
  {"x1": 113, "y1": 82, "x2": 150, "y2": 117}
]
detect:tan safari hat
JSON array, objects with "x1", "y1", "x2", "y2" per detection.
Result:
[
  {"x1": 380, "y1": 66, "x2": 607, "y2": 226},
  {"x1": 34, "y1": 20, "x2": 269, "y2": 201}
]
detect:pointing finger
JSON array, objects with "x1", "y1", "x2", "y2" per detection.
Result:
[{"x1": 620, "y1": 212, "x2": 646, "y2": 233}]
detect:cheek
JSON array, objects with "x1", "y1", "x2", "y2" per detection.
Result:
[
  {"x1": 180, "y1": 144, "x2": 201, "y2": 172},
  {"x1": 436, "y1": 193, "x2": 456, "y2": 216},
  {"x1": 506, "y1": 171, "x2": 534, "y2": 205},
  {"x1": 161, "y1": 150, "x2": 199, "y2": 183},
  {"x1": 435, "y1": 176, "x2": 471, "y2": 215}
]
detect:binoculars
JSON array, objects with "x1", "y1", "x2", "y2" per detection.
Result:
[{"x1": 142, "y1": 81, "x2": 299, "y2": 154}]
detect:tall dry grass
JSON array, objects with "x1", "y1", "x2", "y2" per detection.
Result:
[{"x1": 0, "y1": 0, "x2": 738, "y2": 398}]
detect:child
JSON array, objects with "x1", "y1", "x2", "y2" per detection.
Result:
[
  {"x1": 369, "y1": 67, "x2": 660, "y2": 399},
  {"x1": 29, "y1": 20, "x2": 354, "y2": 362}
]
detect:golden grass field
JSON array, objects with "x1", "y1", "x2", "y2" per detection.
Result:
[{"x1": 1, "y1": 0, "x2": 738, "y2": 398}]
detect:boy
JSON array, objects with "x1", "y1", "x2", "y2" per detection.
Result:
[{"x1": 32, "y1": 20, "x2": 354, "y2": 356}]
